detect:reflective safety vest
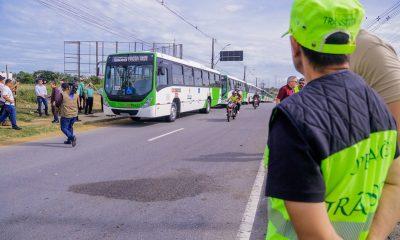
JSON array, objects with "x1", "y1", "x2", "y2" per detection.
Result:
[
  {"x1": 293, "y1": 86, "x2": 300, "y2": 93},
  {"x1": 266, "y1": 131, "x2": 397, "y2": 239},
  {"x1": 265, "y1": 70, "x2": 399, "y2": 240}
]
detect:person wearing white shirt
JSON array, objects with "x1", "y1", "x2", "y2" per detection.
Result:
[
  {"x1": 0, "y1": 76, "x2": 5, "y2": 113},
  {"x1": 0, "y1": 79, "x2": 21, "y2": 130},
  {"x1": 35, "y1": 78, "x2": 49, "y2": 116}
]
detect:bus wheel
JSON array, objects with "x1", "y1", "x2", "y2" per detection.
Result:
[
  {"x1": 166, "y1": 102, "x2": 177, "y2": 122},
  {"x1": 131, "y1": 117, "x2": 141, "y2": 121},
  {"x1": 200, "y1": 99, "x2": 211, "y2": 114}
]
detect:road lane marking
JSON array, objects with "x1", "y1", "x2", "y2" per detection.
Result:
[
  {"x1": 236, "y1": 160, "x2": 266, "y2": 240},
  {"x1": 147, "y1": 128, "x2": 185, "y2": 142}
]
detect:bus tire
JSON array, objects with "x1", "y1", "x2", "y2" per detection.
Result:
[
  {"x1": 166, "y1": 102, "x2": 178, "y2": 122},
  {"x1": 131, "y1": 117, "x2": 141, "y2": 121},
  {"x1": 200, "y1": 99, "x2": 211, "y2": 114}
]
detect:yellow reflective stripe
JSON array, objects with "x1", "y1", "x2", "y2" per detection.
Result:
[
  {"x1": 268, "y1": 205, "x2": 296, "y2": 239},
  {"x1": 331, "y1": 215, "x2": 373, "y2": 240},
  {"x1": 268, "y1": 204, "x2": 374, "y2": 240}
]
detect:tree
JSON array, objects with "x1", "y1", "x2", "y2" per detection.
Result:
[
  {"x1": 15, "y1": 71, "x2": 34, "y2": 83},
  {"x1": 33, "y1": 70, "x2": 58, "y2": 83}
]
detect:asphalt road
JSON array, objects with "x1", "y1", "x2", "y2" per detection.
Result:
[{"x1": 0, "y1": 103, "x2": 274, "y2": 240}]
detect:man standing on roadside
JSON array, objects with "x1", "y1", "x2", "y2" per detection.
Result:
[
  {"x1": 50, "y1": 80, "x2": 61, "y2": 123},
  {"x1": 56, "y1": 83, "x2": 78, "y2": 147},
  {"x1": 0, "y1": 79, "x2": 21, "y2": 130},
  {"x1": 265, "y1": 0, "x2": 400, "y2": 239},
  {"x1": 275, "y1": 76, "x2": 297, "y2": 103},
  {"x1": 35, "y1": 78, "x2": 49, "y2": 117}
]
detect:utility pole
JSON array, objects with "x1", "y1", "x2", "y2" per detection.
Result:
[
  {"x1": 5, "y1": 65, "x2": 9, "y2": 79},
  {"x1": 77, "y1": 41, "x2": 81, "y2": 79},
  {"x1": 96, "y1": 41, "x2": 99, "y2": 77},
  {"x1": 256, "y1": 77, "x2": 258, "y2": 87},
  {"x1": 211, "y1": 38, "x2": 215, "y2": 69}
]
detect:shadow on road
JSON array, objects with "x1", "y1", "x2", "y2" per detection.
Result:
[
  {"x1": 21, "y1": 142, "x2": 73, "y2": 148},
  {"x1": 186, "y1": 152, "x2": 263, "y2": 163},
  {"x1": 198, "y1": 118, "x2": 228, "y2": 123}
]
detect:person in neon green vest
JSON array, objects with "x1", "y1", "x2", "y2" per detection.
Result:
[
  {"x1": 294, "y1": 78, "x2": 305, "y2": 93},
  {"x1": 265, "y1": 0, "x2": 400, "y2": 239}
]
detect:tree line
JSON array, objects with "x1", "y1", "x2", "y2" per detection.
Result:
[{"x1": 15, "y1": 71, "x2": 102, "y2": 85}]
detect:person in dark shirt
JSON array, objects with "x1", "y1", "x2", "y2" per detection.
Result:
[
  {"x1": 265, "y1": 0, "x2": 400, "y2": 239},
  {"x1": 50, "y1": 80, "x2": 62, "y2": 123},
  {"x1": 275, "y1": 76, "x2": 297, "y2": 103}
]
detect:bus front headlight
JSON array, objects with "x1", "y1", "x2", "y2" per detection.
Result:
[{"x1": 143, "y1": 98, "x2": 152, "y2": 108}]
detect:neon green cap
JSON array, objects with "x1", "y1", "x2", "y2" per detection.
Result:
[{"x1": 285, "y1": 0, "x2": 365, "y2": 54}]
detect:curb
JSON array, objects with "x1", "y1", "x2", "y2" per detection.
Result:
[{"x1": 81, "y1": 115, "x2": 129, "y2": 125}]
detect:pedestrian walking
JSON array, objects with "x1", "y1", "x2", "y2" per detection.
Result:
[
  {"x1": 35, "y1": 78, "x2": 49, "y2": 116},
  {"x1": 84, "y1": 83, "x2": 95, "y2": 115},
  {"x1": 275, "y1": 76, "x2": 297, "y2": 103},
  {"x1": 0, "y1": 79, "x2": 21, "y2": 130},
  {"x1": 50, "y1": 80, "x2": 61, "y2": 123},
  {"x1": 56, "y1": 83, "x2": 78, "y2": 147},
  {"x1": 265, "y1": 1, "x2": 400, "y2": 240}
]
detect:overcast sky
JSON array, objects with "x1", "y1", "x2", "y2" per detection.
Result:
[{"x1": 0, "y1": 0, "x2": 399, "y2": 87}]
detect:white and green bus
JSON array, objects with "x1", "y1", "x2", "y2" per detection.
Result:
[
  {"x1": 221, "y1": 75, "x2": 249, "y2": 104},
  {"x1": 103, "y1": 52, "x2": 223, "y2": 122}
]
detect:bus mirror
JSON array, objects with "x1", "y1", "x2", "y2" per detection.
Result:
[{"x1": 158, "y1": 67, "x2": 166, "y2": 76}]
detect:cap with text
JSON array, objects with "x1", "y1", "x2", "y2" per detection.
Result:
[{"x1": 285, "y1": 0, "x2": 365, "y2": 54}]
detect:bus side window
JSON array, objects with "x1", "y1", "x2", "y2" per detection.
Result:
[
  {"x1": 184, "y1": 66, "x2": 194, "y2": 86},
  {"x1": 210, "y1": 73, "x2": 216, "y2": 86},
  {"x1": 172, "y1": 64, "x2": 184, "y2": 85},
  {"x1": 157, "y1": 66, "x2": 168, "y2": 90},
  {"x1": 215, "y1": 74, "x2": 221, "y2": 87},
  {"x1": 194, "y1": 69, "x2": 202, "y2": 87},
  {"x1": 202, "y1": 71, "x2": 210, "y2": 87}
]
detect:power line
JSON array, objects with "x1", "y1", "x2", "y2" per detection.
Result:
[
  {"x1": 154, "y1": 0, "x2": 214, "y2": 39},
  {"x1": 34, "y1": 0, "x2": 152, "y2": 45},
  {"x1": 366, "y1": 1, "x2": 400, "y2": 28},
  {"x1": 367, "y1": 1, "x2": 400, "y2": 32}
]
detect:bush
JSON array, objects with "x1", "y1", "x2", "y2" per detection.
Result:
[{"x1": 88, "y1": 75, "x2": 102, "y2": 85}]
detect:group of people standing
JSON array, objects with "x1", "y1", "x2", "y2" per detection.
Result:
[
  {"x1": 0, "y1": 76, "x2": 21, "y2": 130},
  {"x1": 35, "y1": 78, "x2": 96, "y2": 122},
  {"x1": 1, "y1": 76, "x2": 98, "y2": 147},
  {"x1": 275, "y1": 76, "x2": 306, "y2": 103}
]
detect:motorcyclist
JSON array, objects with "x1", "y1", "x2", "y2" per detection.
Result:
[
  {"x1": 253, "y1": 92, "x2": 260, "y2": 107},
  {"x1": 234, "y1": 89, "x2": 243, "y2": 113}
]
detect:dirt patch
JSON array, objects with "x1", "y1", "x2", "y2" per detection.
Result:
[{"x1": 69, "y1": 173, "x2": 215, "y2": 202}]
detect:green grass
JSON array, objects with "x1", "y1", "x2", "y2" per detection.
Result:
[
  {"x1": 0, "y1": 84, "x2": 106, "y2": 143},
  {"x1": 0, "y1": 124, "x2": 59, "y2": 142}
]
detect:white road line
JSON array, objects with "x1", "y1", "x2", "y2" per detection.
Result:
[
  {"x1": 147, "y1": 128, "x2": 185, "y2": 142},
  {"x1": 236, "y1": 160, "x2": 266, "y2": 240}
]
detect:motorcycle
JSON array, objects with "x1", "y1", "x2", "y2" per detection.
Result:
[
  {"x1": 226, "y1": 101, "x2": 237, "y2": 122},
  {"x1": 253, "y1": 98, "x2": 260, "y2": 109}
]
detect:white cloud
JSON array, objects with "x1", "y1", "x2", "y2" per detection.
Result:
[{"x1": 224, "y1": 4, "x2": 243, "y2": 13}]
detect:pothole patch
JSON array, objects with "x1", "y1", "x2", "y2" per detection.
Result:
[{"x1": 69, "y1": 173, "x2": 215, "y2": 202}]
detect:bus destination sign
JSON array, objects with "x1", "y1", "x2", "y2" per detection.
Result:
[{"x1": 109, "y1": 55, "x2": 153, "y2": 64}]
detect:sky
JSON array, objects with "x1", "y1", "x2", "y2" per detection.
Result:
[{"x1": 0, "y1": 0, "x2": 399, "y2": 87}]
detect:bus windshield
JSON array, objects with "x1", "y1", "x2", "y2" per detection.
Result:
[{"x1": 105, "y1": 63, "x2": 153, "y2": 102}]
